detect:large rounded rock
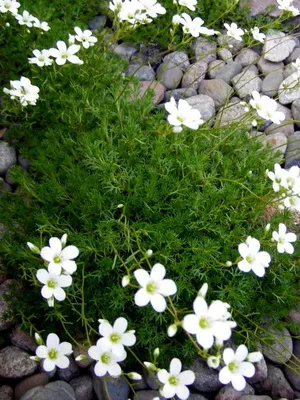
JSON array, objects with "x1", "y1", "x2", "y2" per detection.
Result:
[
  {"x1": 199, "y1": 79, "x2": 233, "y2": 108},
  {"x1": 239, "y1": 396, "x2": 272, "y2": 400},
  {"x1": 163, "y1": 51, "x2": 190, "y2": 71},
  {"x1": 136, "y1": 81, "x2": 166, "y2": 105},
  {"x1": 292, "y1": 98, "x2": 300, "y2": 127},
  {"x1": 261, "y1": 327, "x2": 293, "y2": 364},
  {"x1": 0, "y1": 142, "x2": 16, "y2": 175},
  {"x1": 10, "y1": 326, "x2": 37, "y2": 353},
  {"x1": 285, "y1": 131, "x2": 300, "y2": 169},
  {"x1": 19, "y1": 381, "x2": 76, "y2": 400},
  {"x1": 215, "y1": 61, "x2": 243, "y2": 84},
  {"x1": 284, "y1": 339, "x2": 300, "y2": 390},
  {"x1": 164, "y1": 87, "x2": 197, "y2": 102},
  {"x1": 133, "y1": 391, "x2": 163, "y2": 400},
  {"x1": 279, "y1": 74, "x2": 300, "y2": 104},
  {"x1": 73, "y1": 347, "x2": 93, "y2": 368},
  {"x1": 190, "y1": 358, "x2": 223, "y2": 392},
  {"x1": 69, "y1": 374, "x2": 93, "y2": 400},
  {"x1": 185, "y1": 95, "x2": 215, "y2": 122},
  {"x1": 88, "y1": 15, "x2": 107, "y2": 31},
  {"x1": 181, "y1": 61, "x2": 208, "y2": 90},
  {"x1": 0, "y1": 279, "x2": 16, "y2": 331},
  {"x1": 254, "y1": 364, "x2": 294, "y2": 399},
  {"x1": 92, "y1": 372, "x2": 130, "y2": 400},
  {"x1": 232, "y1": 70, "x2": 262, "y2": 99},
  {"x1": 263, "y1": 132, "x2": 287, "y2": 159},
  {"x1": 191, "y1": 37, "x2": 217, "y2": 64},
  {"x1": 156, "y1": 61, "x2": 183, "y2": 90},
  {"x1": 261, "y1": 70, "x2": 285, "y2": 96},
  {"x1": 215, "y1": 98, "x2": 250, "y2": 127},
  {"x1": 0, "y1": 346, "x2": 38, "y2": 379},
  {"x1": 263, "y1": 31, "x2": 296, "y2": 62},
  {"x1": 114, "y1": 43, "x2": 139, "y2": 61},
  {"x1": 15, "y1": 373, "x2": 49, "y2": 400},
  {"x1": 216, "y1": 383, "x2": 254, "y2": 400},
  {"x1": 248, "y1": 355, "x2": 268, "y2": 384},
  {"x1": 0, "y1": 386, "x2": 14, "y2": 400},
  {"x1": 126, "y1": 63, "x2": 155, "y2": 81},
  {"x1": 57, "y1": 356, "x2": 80, "y2": 382},
  {"x1": 131, "y1": 45, "x2": 163, "y2": 70},
  {"x1": 208, "y1": 60, "x2": 225, "y2": 79},
  {"x1": 235, "y1": 49, "x2": 259, "y2": 67},
  {"x1": 257, "y1": 58, "x2": 284, "y2": 75}
]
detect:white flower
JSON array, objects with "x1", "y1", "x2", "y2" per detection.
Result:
[
  {"x1": 277, "y1": 0, "x2": 300, "y2": 15},
  {"x1": 0, "y1": 0, "x2": 20, "y2": 14},
  {"x1": 272, "y1": 223, "x2": 297, "y2": 254},
  {"x1": 250, "y1": 91, "x2": 285, "y2": 125},
  {"x1": 247, "y1": 351, "x2": 263, "y2": 363},
  {"x1": 146, "y1": 249, "x2": 153, "y2": 256},
  {"x1": 177, "y1": 13, "x2": 219, "y2": 37},
  {"x1": 74, "y1": 26, "x2": 98, "y2": 49},
  {"x1": 109, "y1": 0, "x2": 123, "y2": 12},
  {"x1": 157, "y1": 358, "x2": 195, "y2": 400},
  {"x1": 122, "y1": 275, "x2": 130, "y2": 287},
  {"x1": 88, "y1": 340, "x2": 126, "y2": 377},
  {"x1": 32, "y1": 17, "x2": 50, "y2": 31},
  {"x1": 178, "y1": 0, "x2": 197, "y2": 11},
  {"x1": 36, "y1": 333, "x2": 72, "y2": 372},
  {"x1": 49, "y1": 41, "x2": 83, "y2": 65},
  {"x1": 267, "y1": 163, "x2": 288, "y2": 192},
  {"x1": 183, "y1": 296, "x2": 237, "y2": 349},
  {"x1": 36, "y1": 268, "x2": 72, "y2": 307},
  {"x1": 165, "y1": 97, "x2": 204, "y2": 133},
  {"x1": 224, "y1": 22, "x2": 244, "y2": 41},
  {"x1": 172, "y1": 14, "x2": 182, "y2": 25},
  {"x1": 15, "y1": 10, "x2": 35, "y2": 27},
  {"x1": 167, "y1": 324, "x2": 178, "y2": 337},
  {"x1": 117, "y1": 0, "x2": 151, "y2": 25},
  {"x1": 207, "y1": 355, "x2": 220, "y2": 369},
  {"x1": 197, "y1": 282, "x2": 208, "y2": 298},
  {"x1": 219, "y1": 345, "x2": 255, "y2": 391},
  {"x1": 40, "y1": 236, "x2": 79, "y2": 275},
  {"x1": 251, "y1": 27, "x2": 265, "y2": 43},
  {"x1": 28, "y1": 49, "x2": 53, "y2": 67},
  {"x1": 139, "y1": 0, "x2": 166, "y2": 18},
  {"x1": 238, "y1": 236, "x2": 271, "y2": 277},
  {"x1": 98, "y1": 317, "x2": 136, "y2": 357},
  {"x1": 3, "y1": 76, "x2": 39, "y2": 106},
  {"x1": 134, "y1": 263, "x2": 177, "y2": 312}
]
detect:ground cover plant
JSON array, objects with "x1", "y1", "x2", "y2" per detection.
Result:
[{"x1": 0, "y1": 0, "x2": 300, "y2": 397}]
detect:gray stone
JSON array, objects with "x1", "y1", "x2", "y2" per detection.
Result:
[
  {"x1": 156, "y1": 61, "x2": 183, "y2": 90},
  {"x1": 135, "y1": 81, "x2": 166, "y2": 105},
  {"x1": 181, "y1": 61, "x2": 208, "y2": 90},
  {"x1": 0, "y1": 386, "x2": 13, "y2": 400},
  {"x1": 239, "y1": 396, "x2": 272, "y2": 400},
  {"x1": 284, "y1": 132, "x2": 300, "y2": 169},
  {"x1": 191, "y1": 37, "x2": 217, "y2": 64},
  {"x1": 261, "y1": 70, "x2": 285, "y2": 96},
  {"x1": 257, "y1": 57, "x2": 284, "y2": 75},
  {"x1": 15, "y1": 373, "x2": 49, "y2": 400},
  {"x1": 145, "y1": 369, "x2": 159, "y2": 390},
  {"x1": 131, "y1": 45, "x2": 163, "y2": 70},
  {"x1": 191, "y1": 358, "x2": 223, "y2": 392},
  {"x1": 88, "y1": 15, "x2": 107, "y2": 31},
  {"x1": 215, "y1": 98, "x2": 249, "y2": 127},
  {"x1": 287, "y1": 308, "x2": 300, "y2": 335},
  {"x1": 5, "y1": 167, "x2": 17, "y2": 185},
  {"x1": 164, "y1": 87, "x2": 197, "y2": 102},
  {"x1": 93, "y1": 372, "x2": 130, "y2": 400},
  {"x1": 216, "y1": 383, "x2": 254, "y2": 400},
  {"x1": 19, "y1": 381, "x2": 76, "y2": 400},
  {"x1": 18, "y1": 155, "x2": 30, "y2": 170},
  {"x1": 286, "y1": 47, "x2": 300, "y2": 64},
  {"x1": 235, "y1": 49, "x2": 260, "y2": 66},
  {"x1": 283, "y1": 339, "x2": 300, "y2": 390},
  {"x1": 0, "y1": 142, "x2": 16, "y2": 175},
  {"x1": 263, "y1": 31, "x2": 296, "y2": 62},
  {"x1": 243, "y1": 64, "x2": 259, "y2": 74},
  {"x1": 188, "y1": 395, "x2": 208, "y2": 400},
  {"x1": 254, "y1": 364, "x2": 294, "y2": 399},
  {"x1": 292, "y1": 98, "x2": 300, "y2": 127},
  {"x1": 69, "y1": 375, "x2": 93, "y2": 400},
  {"x1": 239, "y1": 0, "x2": 278, "y2": 16},
  {"x1": 10, "y1": 326, "x2": 37, "y2": 353},
  {"x1": 248, "y1": 355, "x2": 268, "y2": 384},
  {"x1": 57, "y1": 355, "x2": 80, "y2": 382},
  {"x1": 0, "y1": 280, "x2": 15, "y2": 331},
  {"x1": 217, "y1": 48, "x2": 233, "y2": 62},
  {"x1": 232, "y1": 70, "x2": 262, "y2": 99},
  {"x1": 217, "y1": 33, "x2": 244, "y2": 53},
  {"x1": 264, "y1": 102, "x2": 294, "y2": 137},
  {"x1": 284, "y1": 64, "x2": 298, "y2": 79},
  {"x1": 133, "y1": 391, "x2": 163, "y2": 400},
  {"x1": 114, "y1": 43, "x2": 139, "y2": 61},
  {"x1": 215, "y1": 61, "x2": 243, "y2": 84},
  {"x1": 199, "y1": 79, "x2": 233, "y2": 108},
  {"x1": 126, "y1": 63, "x2": 155, "y2": 81},
  {"x1": 73, "y1": 347, "x2": 93, "y2": 368},
  {"x1": 163, "y1": 51, "x2": 190, "y2": 71},
  {"x1": 208, "y1": 60, "x2": 226, "y2": 79},
  {"x1": 261, "y1": 327, "x2": 293, "y2": 364},
  {"x1": 263, "y1": 133, "x2": 287, "y2": 159},
  {"x1": 185, "y1": 95, "x2": 216, "y2": 122},
  {"x1": 0, "y1": 179, "x2": 12, "y2": 195},
  {"x1": 279, "y1": 72, "x2": 300, "y2": 104},
  {"x1": 0, "y1": 346, "x2": 38, "y2": 378}
]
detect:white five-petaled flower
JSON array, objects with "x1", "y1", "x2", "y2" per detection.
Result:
[
  {"x1": 251, "y1": 27, "x2": 265, "y2": 43},
  {"x1": 36, "y1": 267, "x2": 72, "y2": 307},
  {"x1": 3, "y1": 76, "x2": 39, "y2": 106},
  {"x1": 238, "y1": 236, "x2": 271, "y2": 277},
  {"x1": 178, "y1": 0, "x2": 197, "y2": 11},
  {"x1": 74, "y1": 26, "x2": 98, "y2": 49},
  {"x1": 0, "y1": 0, "x2": 20, "y2": 14},
  {"x1": 219, "y1": 345, "x2": 256, "y2": 391},
  {"x1": 176, "y1": 13, "x2": 219, "y2": 37},
  {"x1": 250, "y1": 91, "x2": 285, "y2": 125},
  {"x1": 272, "y1": 223, "x2": 297, "y2": 254},
  {"x1": 165, "y1": 97, "x2": 204, "y2": 133},
  {"x1": 88, "y1": 340, "x2": 126, "y2": 377},
  {"x1": 49, "y1": 41, "x2": 83, "y2": 65},
  {"x1": 35, "y1": 333, "x2": 72, "y2": 372},
  {"x1": 134, "y1": 263, "x2": 177, "y2": 312},
  {"x1": 28, "y1": 49, "x2": 53, "y2": 67},
  {"x1": 277, "y1": 0, "x2": 300, "y2": 15},
  {"x1": 32, "y1": 18, "x2": 50, "y2": 31},
  {"x1": 15, "y1": 10, "x2": 36, "y2": 27},
  {"x1": 207, "y1": 355, "x2": 220, "y2": 369},
  {"x1": 224, "y1": 22, "x2": 244, "y2": 42},
  {"x1": 40, "y1": 235, "x2": 79, "y2": 275},
  {"x1": 267, "y1": 163, "x2": 288, "y2": 192},
  {"x1": 139, "y1": 0, "x2": 166, "y2": 18},
  {"x1": 183, "y1": 296, "x2": 237, "y2": 349},
  {"x1": 157, "y1": 358, "x2": 195, "y2": 400},
  {"x1": 98, "y1": 317, "x2": 136, "y2": 357}
]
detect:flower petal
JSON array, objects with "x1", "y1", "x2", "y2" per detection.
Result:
[
  {"x1": 58, "y1": 341, "x2": 73, "y2": 356},
  {"x1": 193, "y1": 296, "x2": 208, "y2": 316},
  {"x1": 43, "y1": 358, "x2": 56, "y2": 372},
  {"x1": 46, "y1": 333, "x2": 60, "y2": 348},
  {"x1": 218, "y1": 366, "x2": 231, "y2": 384},
  {"x1": 235, "y1": 345, "x2": 248, "y2": 362},
  {"x1": 134, "y1": 269, "x2": 150, "y2": 287},
  {"x1": 55, "y1": 355, "x2": 70, "y2": 369},
  {"x1": 36, "y1": 345, "x2": 48, "y2": 358},
  {"x1": 94, "y1": 361, "x2": 107, "y2": 376},
  {"x1": 179, "y1": 370, "x2": 195, "y2": 385},
  {"x1": 157, "y1": 369, "x2": 169, "y2": 384},
  {"x1": 150, "y1": 293, "x2": 166, "y2": 312},
  {"x1": 40, "y1": 246, "x2": 54, "y2": 262},
  {"x1": 36, "y1": 269, "x2": 49, "y2": 284},
  {"x1": 107, "y1": 362, "x2": 122, "y2": 377},
  {"x1": 231, "y1": 374, "x2": 246, "y2": 391},
  {"x1": 53, "y1": 287, "x2": 66, "y2": 301},
  {"x1": 134, "y1": 288, "x2": 150, "y2": 307},
  {"x1": 159, "y1": 279, "x2": 177, "y2": 296},
  {"x1": 170, "y1": 358, "x2": 182, "y2": 375},
  {"x1": 99, "y1": 321, "x2": 113, "y2": 337},
  {"x1": 239, "y1": 361, "x2": 255, "y2": 378},
  {"x1": 122, "y1": 332, "x2": 136, "y2": 346},
  {"x1": 61, "y1": 245, "x2": 79, "y2": 260},
  {"x1": 182, "y1": 314, "x2": 199, "y2": 334},
  {"x1": 196, "y1": 330, "x2": 214, "y2": 349},
  {"x1": 41, "y1": 285, "x2": 53, "y2": 299},
  {"x1": 49, "y1": 237, "x2": 62, "y2": 254},
  {"x1": 176, "y1": 384, "x2": 190, "y2": 400},
  {"x1": 150, "y1": 263, "x2": 166, "y2": 281},
  {"x1": 113, "y1": 317, "x2": 127, "y2": 334},
  {"x1": 223, "y1": 348, "x2": 235, "y2": 365}
]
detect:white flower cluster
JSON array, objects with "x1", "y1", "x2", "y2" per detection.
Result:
[
  {"x1": 164, "y1": 97, "x2": 204, "y2": 133},
  {"x1": 249, "y1": 91, "x2": 285, "y2": 125},
  {"x1": 28, "y1": 234, "x2": 79, "y2": 307},
  {"x1": 3, "y1": 76, "x2": 39, "y2": 106},
  {"x1": 172, "y1": 13, "x2": 220, "y2": 37},
  {"x1": 267, "y1": 163, "x2": 300, "y2": 212},
  {"x1": 0, "y1": 0, "x2": 50, "y2": 31},
  {"x1": 224, "y1": 23, "x2": 266, "y2": 44},
  {"x1": 238, "y1": 236, "x2": 271, "y2": 277},
  {"x1": 173, "y1": 0, "x2": 197, "y2": 11},
  {"x1": 109, "y1": 0, "x2": 166, "y2": 26},
  {"x1": 277, "y1": 0, "x2": 300, "y2": 15}
]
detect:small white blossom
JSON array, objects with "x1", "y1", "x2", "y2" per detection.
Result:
[
  {"x1": 28, "y1": 49, "x2": 53, "y2": 67},
  {"x1": 139, "y1": 0, "x2": 166, "y2": 18},
  {"x1": 178, "y1": 0, "x2": 197, "y2": 11},
  {"x1": 176, "y1": 13, "x2": 219, "y2": 37},
  {"x1": 272, "y1": 223, "x2": 297, "y2": 254},
  {"x1": 36, "y1": 333, "x2": 72, "y2": 372},
  {"x1": 167, "y1": 324, "x2": 178, "y2": 337},
  {"x1": 277, "y1": 0, "x2": 300, "y2": 15},
  {"x1": 15, "y1": 10, "x2": 35, "y2": 27},
  {"x1": 122, "y1": 275, "x2": 130, "y2": 287},
  {"x1": 238, "y1": 236, "x2": 271, "y2": 277},
  {"x1": 250, "y1": 91, "x2": 285, "y2": 125},
  {"x1": 226, "y1": 261, "x2": 232, "y2": 267},
  {"x1": 88, "y1": 340, "x2": 126, "y2": 377},
  {"x1": 32, "y1": 18, "x2": 50, "y2": 31},
  {"x1": 224, "y1": 22, "x2": 244, "y2": 41},
  {"x1": 0, "y1": 0, "x2": 20, "y2": 14},
  {"x1": 265, "y1": 223, "x2": 271, "y2": 232},
  {"x1": 157, "y1": 358, "x2": 195, "y2": 400},
  {"x1": 49, "y1": 41, "x2": 83, "y2": 65},
  {"x1": 153, "y1": 347, "x2": 160, "y2": 357},
  {"x1": 146, "y1": 249, "x2": 153, "y2": 256},
  {"x1": 134, "y1": 263, "x2": 177, "y2": 313},
  {"x1": 247, "y1": 351, "x2": 263, "y2": 363},
  {"x1": 251, "y1": 27, "x2": 265, "y2": 43},
  {"x1": 128, "y1": 372, "x2": 142, "y2": 380},
  {"x1": 36, "y1": 268, "x2": 72, "y2": 307},
  {"x1": 3, "y1": 76, "x2": 39, "y2": 106},
  {"x1": 165, "y1": 97, "x2": 204, "y2": 133},
  {"x1": 267, "y1": 163, "x2": 288, "y2": 193},
  {"x1": 219, "y1": 345, "x2": 256, "y2": 391},
  {"x1": 74, "y1": 26, "x2": 98, "y2": 49},
  {"x1": 207, "y1": 355, "x2": 220, "y2": 369}
]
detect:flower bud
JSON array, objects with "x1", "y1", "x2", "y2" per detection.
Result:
[
  {"x1": 30, "y1": 356, "x2": 41, "y2": 362},
  {"x1": 167, "y1": 324, "x2": 178, "y2": 337},
  {"x1": 247, "y1": 351, "x2": 263, "y2": 363},
  {"x1": 146, "y1": 249, "x2": 153, "y2": 257},
  {"x1": 122, "y1": 275, "x2": 130, "y2": 287},
  {"x1": 252, "y1": 119, "x2": 257, "y2": 127},
  {"x1": 226, "y1": 261, "x2": 232, "y2": 267},
  {"x1": 117, "y1": 204, "x2": 124, "y2": 208},
  {"x1": 27, "y1": 242, "x2": 40, "y2": 254},
  {"x1": 75, "y1": 354, "x2": 89, "y2": 361},
  {"x1": 61, "y1": 233, "x2": 68, "y2": 247},
  {"x1": 215, "y1": 338, "x2": 224, "y2": 348},
  {"x1": 207, "y1": 355, "x2": 220, "y2": 369},
  {"x1": 197, "y1": 283, "x2": 208, "y2": 298},
  {"x1": 47, "y1": 297, "x2": 54, "y2": 307},
  {"x1": 34, "y1": 333, "x2": 44, "y2": 345},
  {"x1": 153, "y1": 348, "x2": 160, "y2": 358},
  {"x1": 143, "y1": 362, "x2": 157, "y2": 372},
  {"x1": 265, "y1": 223, "x2": 270, "y2": 232},
  {"x1": 128, "y1": 372, "x2": 142, "y2": 380}
]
